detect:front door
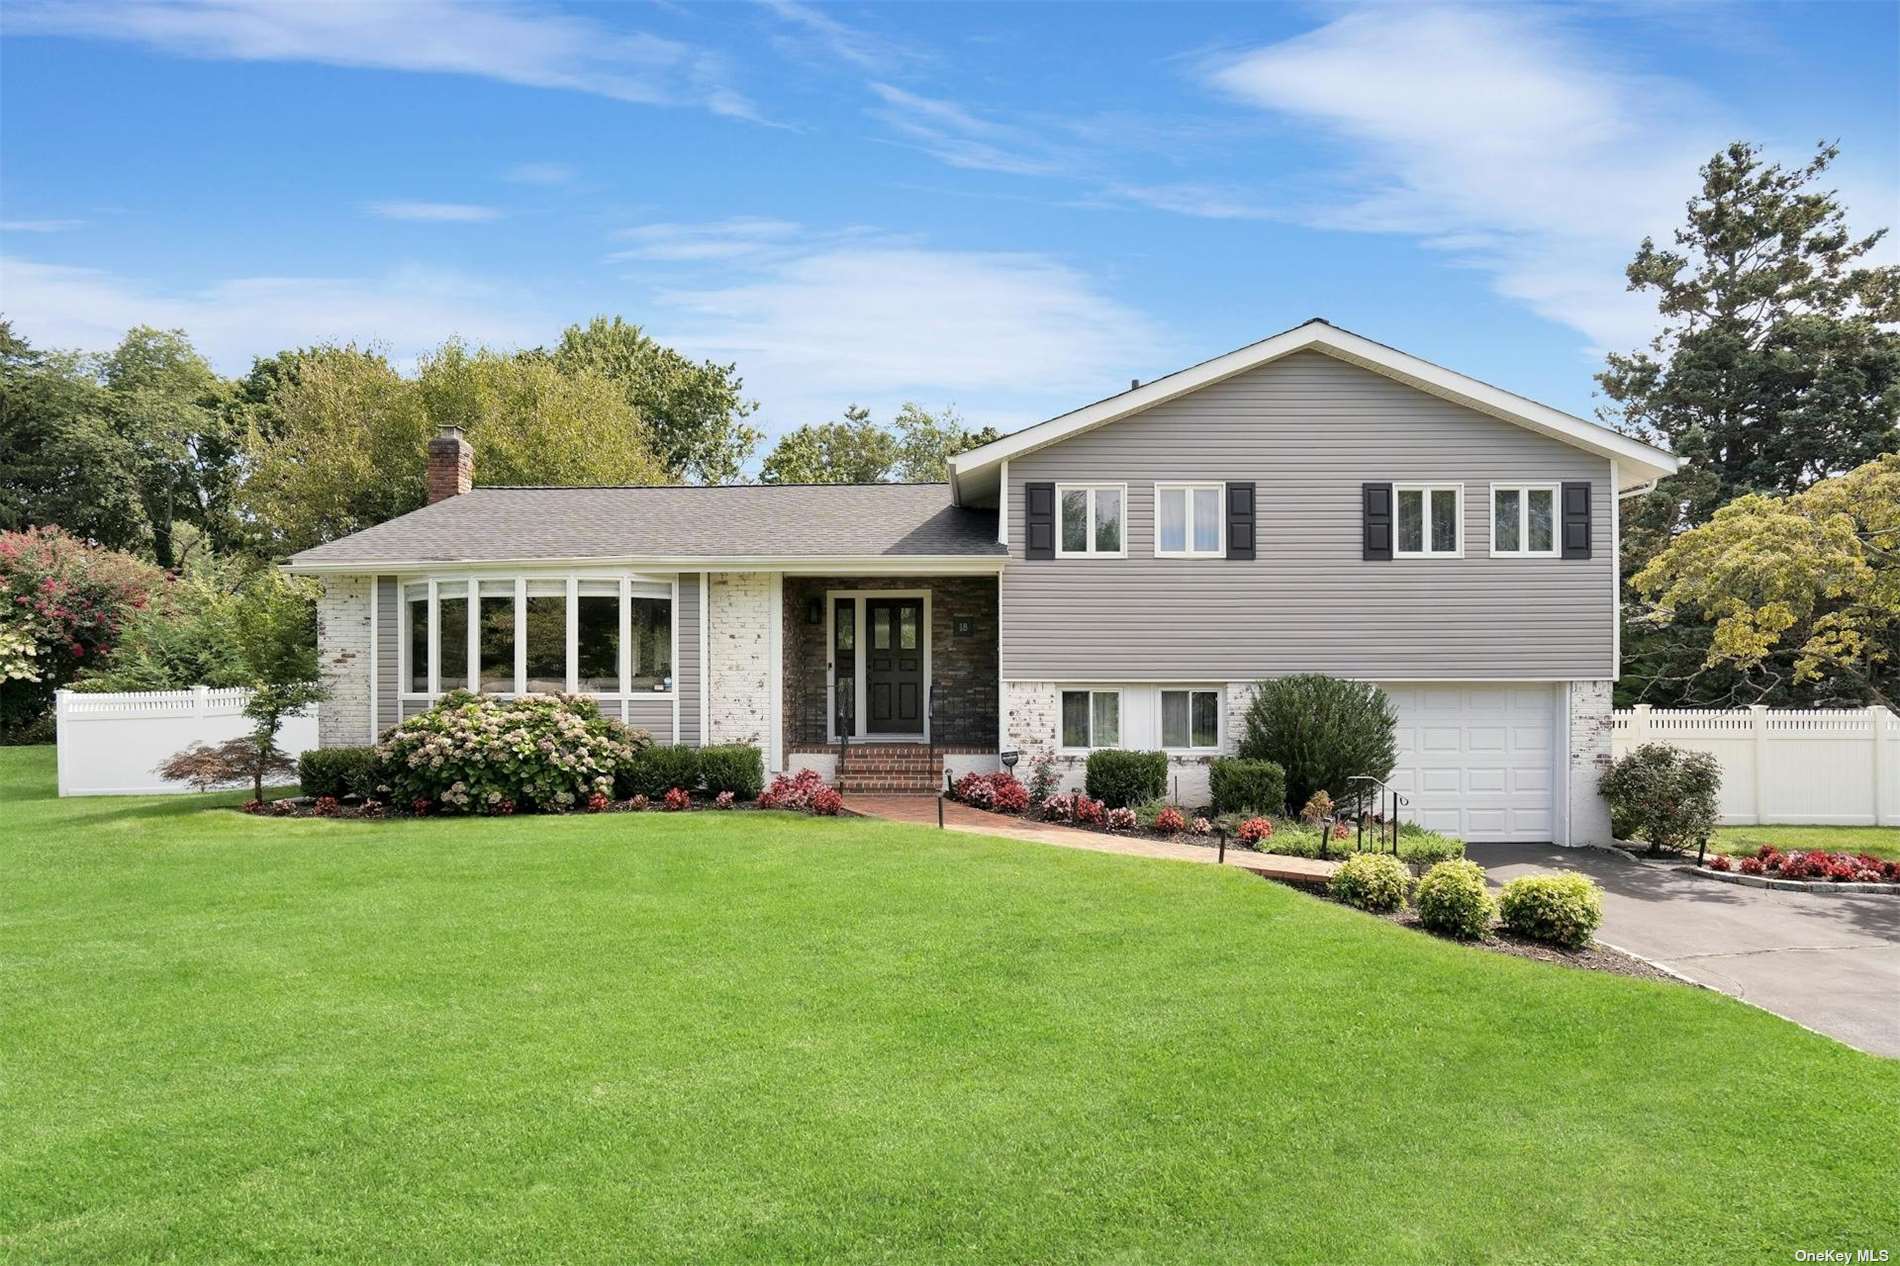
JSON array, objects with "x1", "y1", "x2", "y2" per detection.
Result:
[{"x1": 864, "y1": 598, "x2": 924, "y2": 734}]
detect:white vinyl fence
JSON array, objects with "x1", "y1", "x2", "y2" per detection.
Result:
[
  {"x1": 55, "y1": 687, "x2": 319, "y2": 797},
  {"x1": 1613, "y1": 705, "x2": 1900, "y2": 827}
]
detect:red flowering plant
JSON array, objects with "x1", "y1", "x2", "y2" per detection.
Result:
[
  {"x1": 586, "y1": 792, "x2": 611, "y2": 812},
  {"x1": 714, "y1": 790, "x2": 736, "y2": 809},
  {"x1": 1705, "y1": 852, "x2": 1732, "y2": 871},
  {"x1": 1237, "y1": 817, "x2": 1273, "y2": 846},
  {"x1": 1106, "y1": 806, "x2": 1138, "y2": 832},
  {"x1": 0, "y1": 527, "x2": 164, "y2": 738},
  {"x1": 663, "y1": 786, "x2": 691, "y2": 811},
  {"x1": 1154, "y1": 805, "x2": 1186, "y2": 834},
  {"x1": 314, "y1": 795, "x2": 340, "y2": 816},
  {"x1": 954, "y1": 771, "x2": 1029, "y2": 814},
  {"x1": 1739, "y1": 856, "x2": 1765, "y2": 875},
  {"x1": 810, "y1": 786, "x2": 844, "y2": 816}
]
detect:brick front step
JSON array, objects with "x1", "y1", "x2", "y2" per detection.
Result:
[{"x1": 838, "y1": 743, "x2": 943, "y2": 794}]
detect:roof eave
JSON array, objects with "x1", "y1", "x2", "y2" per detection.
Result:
[{"x1": 282, "y1": 553, "x2": 1010, "y2": 577}]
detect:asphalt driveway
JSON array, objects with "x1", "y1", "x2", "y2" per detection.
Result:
[{"x1": 1467, "y1": 843, "x2": 1900, "y2": 1059}]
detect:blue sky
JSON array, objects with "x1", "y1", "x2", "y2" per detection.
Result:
[{"x1": 2, "y1": 1, "x2": 1895, "y2": 447}]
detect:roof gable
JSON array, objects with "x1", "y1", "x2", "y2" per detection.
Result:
[{"x1": 950, "y1": 320, "x2": 1679, "y2": 502}]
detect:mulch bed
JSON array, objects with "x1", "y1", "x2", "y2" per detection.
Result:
[{"x1": 1306, "y1": 895, "x2": 1678, "y2": 982}]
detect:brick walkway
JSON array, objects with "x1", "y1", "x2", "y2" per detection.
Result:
[{"x1": 846, "y1": 795, "x2": 1338, "y2": 885}]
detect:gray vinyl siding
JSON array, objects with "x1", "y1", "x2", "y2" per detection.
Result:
[
  {"x1": 676, "y1": 571, "x2": 703, "y2": 745},
  {"x1": 625, "y1": 696, "x2": 675, "y2": 742},
  {"x1": 1002, "y1": 350, "x2": 1615, "y2": 680},
  {"x1": 375, "y1": 576, "x2": 399, "y2": 736}
]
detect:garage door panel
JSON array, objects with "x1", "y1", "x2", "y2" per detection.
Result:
[
  {"x1": 1467, "y1": 767, "x2": 1506, "y2": 793},
  {"x1": 1381, "y1": 682, "x2": 1558, "y2": 844}
]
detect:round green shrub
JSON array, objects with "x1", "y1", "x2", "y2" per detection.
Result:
[
  {"x1": 1497, "y1": 873, "x2": 1604, "y2": 948},
  {"x1": 1599, "y1": 742, "x2": 1722, "y2": 855},
  {"x1": 298, "y1": 746, "x2": 377, "y2": 799},
  {"x1": 1413, "y1": 860, "x2": 1496, "y2": 940},
  {"x1": 1208, "y1": 757, "x2": 1287, "y2": 815},
  {"x1": 374, "y1": 693, "x2": 647, "y2": 813},
  {"x1": 618, "y1": 743, "x2": 703, "y2": 799},
  {"x1": 1238, "y1": 675, "x2": 1396, "y2": 815},
  {"x1": 1395, "y1": 830, "x2": 1464, "y2": 870},
  {"x1": 697, "y1": 743, "x2": 764, "y2": 800},
  {"x1": 1329, "y1": 852, "x2": 1411, "y2": 912},
  {"x1": 1084, "y1": 749, "x2": 1168, "y2": 808}
]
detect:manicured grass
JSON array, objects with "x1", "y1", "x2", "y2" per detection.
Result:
[
  {"x1": 1712, "y1": 824, "x2": 1900, "y2": 861},
  {"x1": 3, "y1": 745, "x2": 1895, "y2": 1264}
]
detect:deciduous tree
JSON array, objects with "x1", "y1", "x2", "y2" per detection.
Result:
[
  {"x1": 1632, "y1": 455, "x2": 1899, "y2": 706},
  {"x1": 759, "y1": 406, "x2": 898, "y2": 484}
]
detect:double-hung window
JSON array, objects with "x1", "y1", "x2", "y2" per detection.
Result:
[
  {"x1": 1160, "y1": 688, "x2": 1220, "y2": 750},
  {"x1": 1060, "y1": 689, "x2": 1121, "y2": 749},
  {"x1": 1154, "y1": 483, "x2": 1223, "y2": 557},
  {"x1": 1490, "y1": 484, "x2": 1558, "y2": 556},
  {"x1": 1056, "y1": 484, "x2": 1125, "y2": 557},
  {"x1": 1394, "y1": 483, "x2": 1463, "y2": 558}
]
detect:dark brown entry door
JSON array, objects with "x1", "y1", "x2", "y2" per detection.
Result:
[{"x1": 864, "y1": 598, "x2": 924, "y2": 734}]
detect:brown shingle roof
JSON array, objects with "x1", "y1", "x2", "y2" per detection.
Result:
[{"x1": 284, "y1": 483, "x2": 1003, "y2": 568}]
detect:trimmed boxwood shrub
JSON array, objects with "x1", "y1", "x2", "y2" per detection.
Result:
[
  {"x1": 1330, "y1": 852, "x2": 1411, "y2": 912},
  {"x1": 1498, "y1": 874, "x2": 1604, "y2": 948},
  {"x1": 1238, "y1": 674, "x2": 1397, "y2": 816},
  {"x1": 374, "y1": 692, "x2": 646, "y2": 814},
  {"x1": 1599, "y1": 742, "x2": 1721, "y2": 855},
  {"x1": 618, "y1": 743, "x2": 703, "y2": 799},
  {"x1": 698, "y1": 744, "x2": 764, "y2": 800},
  {"x1": 1414, "y1": 859, "x2": 1496, "y2": 940},
  {"x1": 1208, "y1": 757, "x2": 1287, "y2": 815},
  {"x1": 1084, "y1": 749, "x2": 1168, "y2": 808},
  {"x1": 297, "y1": 746, "x2": 377, "y2": 799}
]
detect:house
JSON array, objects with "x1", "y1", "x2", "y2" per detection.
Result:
[{"x1": 284, "y1": 319, "x2": 1678, "y2": 844}]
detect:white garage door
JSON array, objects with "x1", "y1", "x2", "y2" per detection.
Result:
[{"x1": 1379, "y1": 684, "x2": 1559, "y2": 843}]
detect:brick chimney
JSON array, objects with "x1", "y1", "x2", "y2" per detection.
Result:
[{"x1": 426, "y1": 425, "x2": 473, "y2": 503}]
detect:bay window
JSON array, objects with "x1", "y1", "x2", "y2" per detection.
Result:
[{"x1": 403, "y1": 573, "x2": 674, "y2": 697}]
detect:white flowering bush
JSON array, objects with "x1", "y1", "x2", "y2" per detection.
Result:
[{"x1": 373, "y1": 691, "x2": 649, "y2": 814}]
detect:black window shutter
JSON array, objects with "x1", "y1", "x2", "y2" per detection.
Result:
[
  {"x1": 1024, "y1": 481, "x2": 1056, "y2": 559},
  {"x1": 1561, "y1": 481, "x2": 1592, "y2": 559},
  {"x1": 1362, "y1": 482, "x2": 1393, "y2": 561},
  {"x1": 1225, "y1": 482, "x2": 1255, "y2": 560}
]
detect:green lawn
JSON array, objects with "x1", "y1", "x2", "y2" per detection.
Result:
[
  {"x1": 1712, "y1": 823, "x2": 1900, "y2": 862},
  {"x1": 3, "y1": 746, "x2": 1895, "y2": 1264}
]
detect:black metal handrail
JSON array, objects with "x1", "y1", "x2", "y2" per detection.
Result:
[{"x1": 1345, "y1": 775, "x2": 1410, "y2": 855}]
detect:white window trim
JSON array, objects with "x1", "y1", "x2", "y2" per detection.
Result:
[
  {"x1": 1054, "y1": 482, "x2": 1129, "y2": 559},
  {"x1": 1152, "y1": 483, "x2": 1225, "y2": 559},
  {"x1": 1157, "y1": 687, "x2": 1223, "y2": 753},
  {"x1": 1488, "y1": 482, "x2": 1561, "y2": 558},
  {"x1": 1393, "y1": 482, "x2": 1465, "y2": 559},
  {"x1": 397, "y1": 569, "x2": 678, "y2": 701},
  {"x1": 1058, "y1": 687, "x2": 1123, "y2": 752}
]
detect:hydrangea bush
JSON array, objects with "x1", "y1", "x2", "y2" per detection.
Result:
[{"x1": 373, "y1": 691, "x2": 647, "y2": 814}]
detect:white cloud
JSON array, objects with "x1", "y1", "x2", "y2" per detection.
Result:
[
  {"x1": 866, "y1": 82, "x2": 1076, "y2": 177},
  {"x1": 1099, "y1": 183, "x2": 1276, "y2": 220},
  {"x1": 0, "y1": 255, "x2": 553, "y2": 373},
  {"x1": 608, "y1": 217, "x2": 803, "y2": 263},
  {"x1": 1201, "y1": 6, "x2": 1725, "y2": 351},
  {"x1": 8, "y1": 0, "x2": 758, "y2": 119},
  {"x1": 1, "y1": 219, "x2": 84, "y2": 232},
  {"x1": 503, "y1": 162, "x2": 575, "y2": 186},
  {"x1": 759, "y1": 0, "x2": 924, "y2": 74},
  {"x1": 641, "y1": 232, "x2": 1167, "y2": 436},
  {"x1": 366, "y1": 201, "x2": 502, "y2": 223}
]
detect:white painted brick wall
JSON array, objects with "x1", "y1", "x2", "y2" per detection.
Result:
[
  {"x1": 1567, "y1": 679, "x2": 1615, "y2": 845},
  {"x1": 707, "y1": 572, "x2": 771, "y2": 747},
  {"x1": 316, "y1": 576, "x2": 371, "y2": 748},
  {"x1": 1005, "y1": 678, "x2": 1226, "y2": 807}
]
